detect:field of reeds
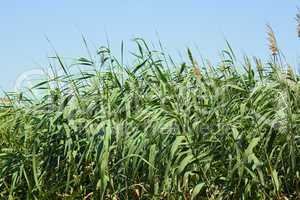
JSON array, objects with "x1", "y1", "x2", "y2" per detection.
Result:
[{"x1": 0, "y1": 26, "x2": 300, "y2": 199}]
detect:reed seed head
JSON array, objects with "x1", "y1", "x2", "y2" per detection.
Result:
[{"x1": 266, "y1": 24, "x2": 279, "y2": 56}]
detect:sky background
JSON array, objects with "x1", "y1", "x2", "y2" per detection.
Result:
[{"x1": 1, "y1": 1, "x2": 300, "y2": 90}]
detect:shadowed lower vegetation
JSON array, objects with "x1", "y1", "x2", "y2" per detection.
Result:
[{"x1": 0, "y1": 37, "x2": 300, "y2": 199}]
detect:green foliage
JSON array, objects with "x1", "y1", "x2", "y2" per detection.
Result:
[{"x1": 0, "y1": 40, "x2": 300, "y2": 199}]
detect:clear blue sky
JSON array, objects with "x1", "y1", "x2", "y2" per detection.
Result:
[{"x1": 1, "y1": 1, "x2": 299, "y2": 90}]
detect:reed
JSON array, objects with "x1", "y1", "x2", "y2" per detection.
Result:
[
  {"x1": 0, "y1": 30, "x2": 300, "y2": 200},
  {"x1": 266, "y1": 24, "x2": 279, "y2": 56}
]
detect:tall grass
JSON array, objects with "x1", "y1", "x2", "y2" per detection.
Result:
[{"x1": 0, "y1": 33, "x2": 300, "y2": 199}]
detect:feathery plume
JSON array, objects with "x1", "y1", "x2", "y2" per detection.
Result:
[
  {"x1": 287, "y1": 65, "x2": 294, "y2": 78},
  {"x1": 193, "y1": 62, "x2": 202, "y2": 80},
  {"x1": 0, "y1": 98, "x2": 10, "y2": 105},
  {"x1": 266, "y1": 24, "x2": 279, "y2": 56},
  {"x1": 187, "y1": 48, "x2": 201, "y2": 80}
]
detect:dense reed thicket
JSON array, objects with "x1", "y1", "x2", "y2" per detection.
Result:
[{"x1": 0, "y1": 37, "x2": 300, "y2": 199}]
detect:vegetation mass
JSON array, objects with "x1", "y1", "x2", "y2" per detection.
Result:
[{"x1": 0, "y1": 30, "x2": 300, "y2": 199}]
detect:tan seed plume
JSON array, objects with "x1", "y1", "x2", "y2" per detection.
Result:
[
  {"x1": 266, "y1": 24, "x2": 279, "y2": 56},
  {"x1": 193, "y1": 67, "x2": 201, "y2": 80},
  {"x1": 0, "y1": 98, "x2": 10, "y2": 105},
  {"x1": 287, "y1": 65, "x2": 294, "y2": 78},
  {"x1": 187, "y1": 48, "x2": 201, "y2": 80}
]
